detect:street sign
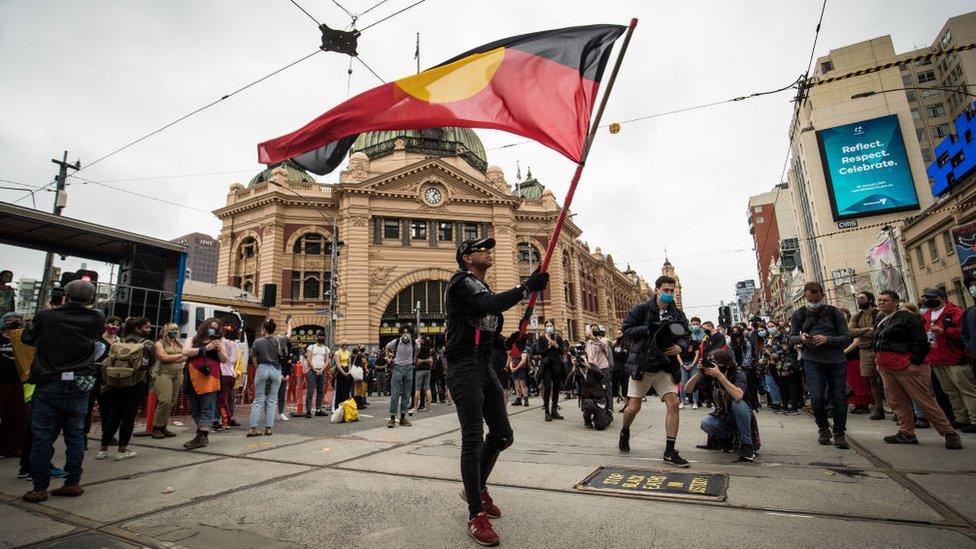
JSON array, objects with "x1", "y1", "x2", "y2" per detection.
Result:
[
  {"x1": 314, "y1": 309, "x2": 329, "y2": 315},
  {"x1": 575, "y1": 466, "x2": 728, "y2": 501},
  {"x1": 529, "y1": 316, "x2": 539, "y2": 329}
]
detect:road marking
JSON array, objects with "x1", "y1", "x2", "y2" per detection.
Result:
[{"x1": 765, "y1": 512, "x2": 814, "y2": 519}]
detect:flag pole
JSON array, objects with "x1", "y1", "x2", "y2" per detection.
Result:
[{"x1": 514, "y1": 17, "x2": 638, "y2": 346}]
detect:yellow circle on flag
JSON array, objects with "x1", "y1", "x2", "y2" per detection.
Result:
[{"x1": 395, "y1": 47, "x2": 505, "y2": 104}]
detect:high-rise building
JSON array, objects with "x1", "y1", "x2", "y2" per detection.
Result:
[
  {"x1": 15, "y1": 278, "x2": 40, "y2": 314},
  {"x1": 748, "y1": 183, "x2": 798, "y2": 305},
  {"x1": 788, "y1": 40, "x2": 938, "y2": 307},
  {"x1": 171, "y1": 232, "x2": 219, "y2": 283}
]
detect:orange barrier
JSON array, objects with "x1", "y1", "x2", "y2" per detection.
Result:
[{"x1": 143, "y1": 390, "x2": 157, "y2": 433}]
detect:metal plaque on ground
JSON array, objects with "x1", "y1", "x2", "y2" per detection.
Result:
[{"x1": 574, "y1": 466, "x2": 728, "y2": 502}]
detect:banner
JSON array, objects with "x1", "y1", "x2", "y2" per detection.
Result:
[
  {"x1": 952, "y1": 220, "x2": 976, "y2": 282},
  {"x1": 817, "y1": 114, "x2": 920, "y2": 220},
  {"x1": 866, "y1": 231, "x2": 908, "y2": 300}
]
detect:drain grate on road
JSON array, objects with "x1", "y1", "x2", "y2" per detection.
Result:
[{"x1": 574, "y1": 466, "x2": 728, "y2": 502}]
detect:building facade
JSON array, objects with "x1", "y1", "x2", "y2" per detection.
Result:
[
  {"x1": 748, "y1": 183, "x2": 797, "y2": 306},
  {"x1": 788, "y1": 36, "x2": 937, "y2": 309},
  {"x1": 214, "y1": 127, "x2": 651, "y2": 347},
  {"x1": 784, "y1": 12, "x2": 975, "y2": 310},
  {"x1": 171, "y1": 232, "x2": 220, "y2": 283}
]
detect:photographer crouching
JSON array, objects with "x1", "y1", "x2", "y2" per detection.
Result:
[
  {"x1": 618, "y1": 276, "x2": 691, "y2": 467},
  {"x1": 568, "y1": 342, "x2": 611, "y2": 430},
  {"x1": 684, "y1": 349, "x2": 758, "y2": 462}
]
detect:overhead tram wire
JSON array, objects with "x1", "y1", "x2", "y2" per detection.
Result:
[
  {"x1": 485, "y1": 77, "x2": 803, "y2": 153},
  {"x1": 11, "y1": 48, "x2": 324, "y2": 206},
  {"x1": 70, "y1": 174, "x2": 212, "y2": 214},
  {"x1": 358, "y1": 0, "x2": 427, "y2": 33},
  {"x1": 288, "y1": 0, "x2": 321, "y2": 24}
]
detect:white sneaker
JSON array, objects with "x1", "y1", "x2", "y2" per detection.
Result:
[
  {"x1": 692, "y1": 404, "x2": 699, "y2": 410},
  {"x1": 278, "y1": 413, "x2": 290, "y2": 421},
  {"x1": 115, "y1": 450, "x2": 138, "y2": 461},
  {"x1": 678, "y1": 402, "x2": 685, "y2": 410},
  {"x1": 95, "y1": 450, "x2": 108, "y2": 460}
]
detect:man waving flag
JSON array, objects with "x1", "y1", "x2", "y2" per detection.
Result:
[{"x1": 257, "y1": 24, "x2": 626, "y2": 174}]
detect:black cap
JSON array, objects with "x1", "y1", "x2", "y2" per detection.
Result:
[
  {"x1": 456, "y1": 237, "x2": 496, "y2": 268},
  {"x1": 921, "y1": 287, "x2": 947, "y2": 298}
]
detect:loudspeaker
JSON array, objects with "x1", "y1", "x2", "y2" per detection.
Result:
[
  {"x1": 262, "y1": 284, "x2": 277, "y2": 307},
  {"x1": 118, "y1": 252, "x2": 166, "y2": 290}
]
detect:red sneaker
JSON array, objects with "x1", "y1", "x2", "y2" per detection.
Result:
[
  {"x1": 481, "y1": 489, "x2": 501, "y2": 519},
  {"x1": 459, "y1": 488, "x2": 502, "y2": 519},
  {"x1": 467, "y1": 512, "x2": 500, "y2": 546}
]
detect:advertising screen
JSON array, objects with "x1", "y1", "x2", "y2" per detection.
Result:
[{"x1": 816, "y1": 114, "x2": 920, "y2": 220}]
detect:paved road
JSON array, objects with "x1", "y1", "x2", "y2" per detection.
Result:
[{"x1": 1, "y1": 396, "x2": 974, "y2": 548}]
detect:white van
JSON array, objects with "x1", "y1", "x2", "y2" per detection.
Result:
[{"x1": 179, "y1": 300, "x2": 244, "y2": 339}]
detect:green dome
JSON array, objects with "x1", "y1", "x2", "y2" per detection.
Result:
[
  {"x1": 249, "y1": 159, "x2": 316, "y2": 187},
  {"x1": 351, "y1": 127, "x2": 487, "y2": 172}
]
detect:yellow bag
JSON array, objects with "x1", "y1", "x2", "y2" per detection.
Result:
[
  {"x1": 8, "y1": 329, "x2": 35, "y2": 382},
  {"x1": 233, "y1": 343, "x2": 246, "y2": 389},
  {"x1": 341, "y1": 398, "x2": 359, "y2": 423}
]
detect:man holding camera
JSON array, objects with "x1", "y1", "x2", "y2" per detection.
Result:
[
  {"x1": 685, "y1": 349, "x2": 757, "y2": 461},
  {"x1": 585, "y1": 325, "x2": 613, "y2": 414},
  {"x1": 618, "y1": 276, "x2": 690, "y2": 467},
  {"x1": 445, "y1": 237, "x2": 548, "y2": 546}
]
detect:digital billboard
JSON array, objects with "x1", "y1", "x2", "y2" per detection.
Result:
[{"x1": 816, "y1": 114, "x2": 920, "y2": 221}]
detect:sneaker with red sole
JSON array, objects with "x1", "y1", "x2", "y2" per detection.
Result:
[
  {"x1": 467, "y1": 512, "x2": 500, "y2": 546},
  {"x1": 459, "y1": 488, "x2": 502, "y2": 519}
]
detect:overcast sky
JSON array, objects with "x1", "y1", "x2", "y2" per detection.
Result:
[{"x1": 1, "y1": 0, "x2": 972, "y2": 321}]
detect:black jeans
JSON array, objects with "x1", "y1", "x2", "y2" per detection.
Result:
[
  {"x1": 540, "y1": 361, "x2": 562, "y2": 415},
  {"x1": 447, "y1": 354, "x2": 513, "y2": 518},
  {"x1": 100, "y1": 384, "x2": 143, "y2": 448}
]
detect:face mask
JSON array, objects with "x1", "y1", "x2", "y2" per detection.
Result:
[
  {"x1": 805, "y1": 301, "x2": 823, "y2": 310},
  {"x1": 207, "y1": 328, "x2": 217, "y2": 337},
  {"x1": 167, "y1": 331, "x2": 177, "y2": 339},
  {"x1": 704, "y1": 328, "x2": 712, "y2": 335},
  {"x1": 970, "y1": 286, "x2": 976, "y2": 299},
  {"x1": 105, "y1": 326, "x2": 119, "y2": 335},
  {"x1": 401, "y1": 335, "x2": 410, "y2": 342},
  {"x1": 659, "y1": 293, "x2": 674, "y2": 304},
  {"x1": 545, "y1": 326, "x2": 555, "y2": 334},
  {"x1": 768, "y1": 327, "x2": 779, "y2": 336},
  {"x1": 691, "y1": 325, "x2": 702, "y2": 333},
  {"x1": 758, "y1": 330, "x2": 768, "y2": 338},
  {"x1": 317, "y1": 338, "x2": 325, "y2": 344},
  {"x1": 919, "y1": 307, "x2": 929, "y2": 315}
]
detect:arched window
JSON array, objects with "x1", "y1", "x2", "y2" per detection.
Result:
[
  {"x1": 238, "y1": 237, "x2": 258, "y2": 259},
  {"x1": 293, "y1": 233, "x2": 330, "y2": 256},
  {"x1": 517, "y1": 242, "x2": 541, "y2": 265}
]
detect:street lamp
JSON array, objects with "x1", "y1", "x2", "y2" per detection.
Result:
[{"x1": 851, "y1": 86, "x2": 976, "y2": 100}]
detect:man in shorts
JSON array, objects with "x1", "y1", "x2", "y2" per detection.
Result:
[{"x1": 618, "y1": 276, "x2": 690, "y2": 467}]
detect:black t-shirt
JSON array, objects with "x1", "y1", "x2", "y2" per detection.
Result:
[
  {"x1": 374, "y1": 355, "x2": 388, "y2": 369},
  {"x1": 0, "y1": 334, "x2": 20, "y2": 384},
  {"x1": 415, "y1": 344, "x2": 433, "y2": 370}
]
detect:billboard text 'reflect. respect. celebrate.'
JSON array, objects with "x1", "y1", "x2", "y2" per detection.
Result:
[{"x1": 816, "y1": 114, "x2": 921, "y2": 221}]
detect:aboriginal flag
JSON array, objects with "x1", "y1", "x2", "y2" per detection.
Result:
[{"x1": 258, "y1": 24, "x2": 626, "y2": 174}]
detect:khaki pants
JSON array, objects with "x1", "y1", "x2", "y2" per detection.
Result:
[
  {"x1": 932, "y1": 364, "x2": 976, "y2": 426},
  {"x1": 153, "y1": 364, "x2": 184, "y2": 428},
  {"x1": 880, "y1": 364, "x2": 955, "y2": 437}
]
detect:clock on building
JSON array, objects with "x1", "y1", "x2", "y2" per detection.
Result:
[{"x1": 423, "y1": 186, "x2": 444, "y2": 206}]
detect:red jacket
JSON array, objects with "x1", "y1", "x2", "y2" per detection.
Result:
[{"x1": 923, "y1": 302, "x2": 967, "y2": 365}]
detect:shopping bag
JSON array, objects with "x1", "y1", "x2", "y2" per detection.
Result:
[{"x1": 341, "y1": 398, "x2": 359, "y2": 422}]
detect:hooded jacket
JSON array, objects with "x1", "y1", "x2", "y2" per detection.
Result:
[{"x1": 922, "y1": 301, "x2": 966, "y2": 366}]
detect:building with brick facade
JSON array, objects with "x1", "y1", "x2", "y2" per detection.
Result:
[{"x1": 214, "y1": 127, "x2": 652, "y2": 347}]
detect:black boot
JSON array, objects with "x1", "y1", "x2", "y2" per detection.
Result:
[
  {"x1": 183, "y1": 431, "x2": 209, "y2": 450},
  {"x1": 151, "y1": 427, "x2": 166, "y2": 439}
]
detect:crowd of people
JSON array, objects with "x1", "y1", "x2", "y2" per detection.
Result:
[{"x1": 2, "y1": 259, "x2": 976, "y2": 546}]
